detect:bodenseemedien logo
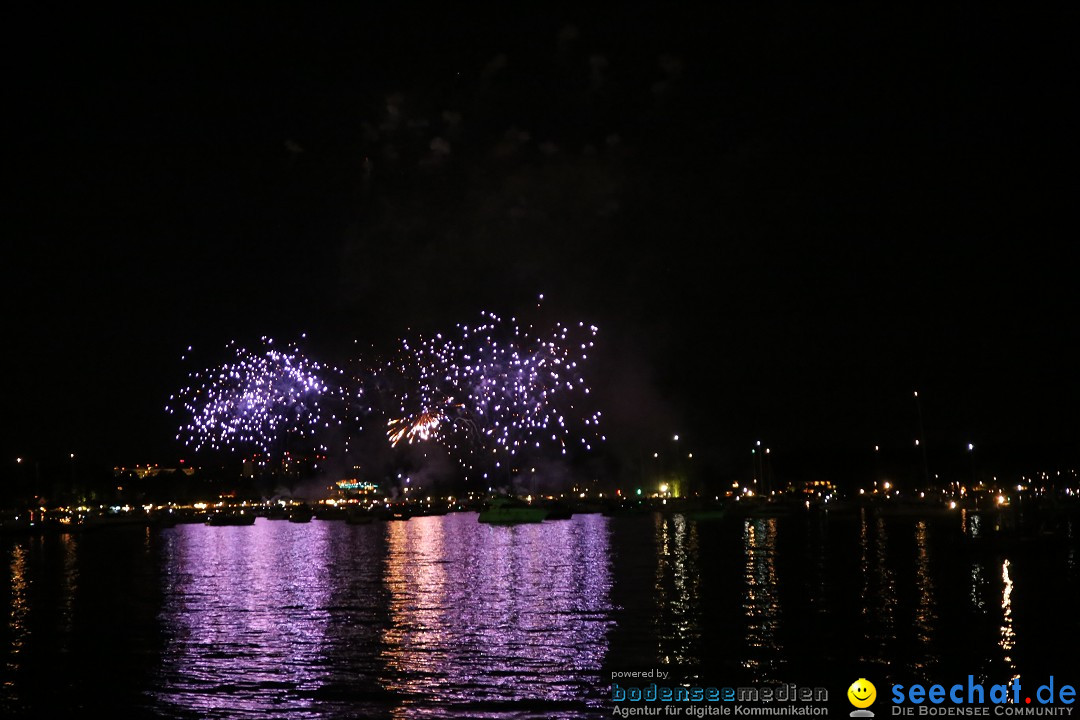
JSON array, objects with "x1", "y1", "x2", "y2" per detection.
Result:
[{"x1": 848, "y1": 678, "x2": 877, "y2": 717}]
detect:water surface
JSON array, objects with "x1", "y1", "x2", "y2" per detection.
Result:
[{"x1": 2, "y1": 510, "x2": 1078, "y2": 717}]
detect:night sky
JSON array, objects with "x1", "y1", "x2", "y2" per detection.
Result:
[{"x1": 6, "y1": 5, "x2": 1076, "y2": 482}]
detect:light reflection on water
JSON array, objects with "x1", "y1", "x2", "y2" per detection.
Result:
[
  {"x1": 5, "y1": 542, "x2": 29, "y2": 702},
  {"x1": 1, "y1": 510, "x2": 1078, "y2": 717},
  {"x1": 153, "y1": 513, "x2": 612, "y2": 719},
  {"x1": 912, "y1": 520, "x2": 938, "y2": 673},
  {"x1": 1000, "y1": 558, "x2": 1016, "y2": 670},
  {"x1": 653, "y1": 513, "x2": 701, "y2": 670},
  {"x1": 58, "y1": 533, "x2": 78, "y2": 646},
  {"x1": 1068, "y1": 520, "x2": 1076, "y2": 572},
  {"x1": 969, "y1": 560, "x2": 988, "y2": 612},
  {"x1": 859, "y1": 511, "x2": 897, "y2": 666},
  {"x1": 742, "y1": 518, "x2": 782, "y2": 678},
  {"x1": 380, "y1": 513, "x2": 612, "y2": 718},
  {"x1": 154, "y1": 520, "x2": 338, "y2": 718}
]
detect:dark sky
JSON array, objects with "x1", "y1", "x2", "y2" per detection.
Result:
[{"x1": 5, "y1": 5, "x2": 1077, "y2": 480}]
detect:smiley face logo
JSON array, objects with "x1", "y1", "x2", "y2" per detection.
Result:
[{"x1": 848, "y1": 678, "x2": 877, "y2": 708}]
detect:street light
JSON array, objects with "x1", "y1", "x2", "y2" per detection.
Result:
[
  {"x1": 751, "y1": 447, "x2": 758, "y2": 490},
  {"x1": 752, "y1": 441, "x2": 767, "y2": 493},
  {"x1": 913, "y1": 390, "x2": 931, "y2": 488}
]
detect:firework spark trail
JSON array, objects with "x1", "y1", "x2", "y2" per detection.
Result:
[
  {"x1": 167, "y1": 338, "x2": 353, "y2": 461},
  {"x1": 387, "y1": 411, "x2": 442, "y2": 446},
  {"x1": 383, "y1": 310, "x2": 604, "y2": 474}
]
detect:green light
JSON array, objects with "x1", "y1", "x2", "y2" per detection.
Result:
[{"x1": 636, "y1": 488, "x2": 642, "y2": 496}]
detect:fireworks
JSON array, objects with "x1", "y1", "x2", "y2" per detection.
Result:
[
  {"x1": 167, "y1": 338, "x2": 352, "y2": 460},
  {"x1": 168, "y1": 305, "x2": 604, "y2": 479},
  {"x1": 381, "y1": 310, "x2": 604, "y2": 474},
  {"x1": 387, "y1": 411, "x2": 443, "y2": 446}
]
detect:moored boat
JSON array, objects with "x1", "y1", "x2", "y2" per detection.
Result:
[
  {"x1": 542, "y1": 502, "x2": 573, "y2": 520},
  {"x1": 478, "y1": 497, "x2": 547, "y2": 524},
  {"x1": 345, "y1": 507, "x2": 375, "y2": 525},
  {"x1": 287, "y1": 504, "x2": 314, "y2": 523},
  {"x1": 206, "y1": 510, "x2": 256, "y2": 526},
  {"x1": 682, "y1": 507, "x2": 728, "y2": 521}
]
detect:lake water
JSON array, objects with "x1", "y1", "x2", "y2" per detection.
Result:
[{"x1": 2, "y1": 510, "x2": 1078, "y2": 718}]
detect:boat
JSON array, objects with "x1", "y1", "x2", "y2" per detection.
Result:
[
  {"x1": 287, "y1": 504, "x2": 314, "y2": 523},
  {"x1": 0, "y1": 512, "x2": 36, "y2": 536},
  {"x1": 82, "y1": 510, "x2": 154, "y2": 530},
  {"x1": 372, "y1": 506, "x2": 413, "y2": 521},
  {"x1": 314, "y1": 506, "x2": 348, "y2": 521},
  {"x1": 681, "y1": 505, "x2": 728, "y2": 521},
  {"x1": 264, "y1": 505, "x2": 290, "y2": 520},
  {"x1": 345, "y1": 507, "x2": 375, "y2": 525},
  {"x1": 602, "y1": 501, "x2": 652, "y2": 517},
  {"x1": 412, "y1": 503, "x2": 450, "y2": 517},
  {"x1": 478, "y1": 497, "x2": 547, "y2": 524},
  {"x1": 727, "y1": 496, "x2": 801, "y2": 518},
  {"x1": 542, "y1": 502, "x2": 574, "y2": 520},
  {"x1": 206, "y1": 511, "x2": 256, "y2": 526}
]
